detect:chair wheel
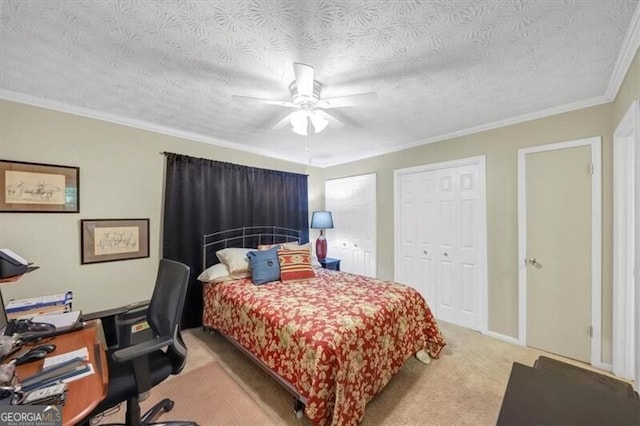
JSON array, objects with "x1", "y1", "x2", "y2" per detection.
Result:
[{"x1": 163, "y1": 399, "x2": 175, "y2": 412}]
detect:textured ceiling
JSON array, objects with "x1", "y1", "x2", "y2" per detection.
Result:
[{"x1": 1, "y1": 1, "x2": 638, "y2": 167}]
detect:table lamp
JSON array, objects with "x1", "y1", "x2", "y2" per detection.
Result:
[{"x1": 310, "y1": 211, "x2": 334, "y2": 261}]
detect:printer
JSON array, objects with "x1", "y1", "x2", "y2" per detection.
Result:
[{"x1": 0, "y1": 249, "x2": 38, "y2": 279}]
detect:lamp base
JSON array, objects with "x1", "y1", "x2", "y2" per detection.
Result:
[{"x1": 316, "y1": 232, "x2": 327, "y2": 261}]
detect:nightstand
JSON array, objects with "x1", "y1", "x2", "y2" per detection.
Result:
[{"x1": 318, "y1": 257, "x2": 341, "y2": 271}]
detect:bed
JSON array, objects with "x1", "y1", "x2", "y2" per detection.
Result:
[{"x1": 200, "y1": 227, "x2": 446, "y2": 425}]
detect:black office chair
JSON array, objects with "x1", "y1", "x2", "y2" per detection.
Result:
[{"x1": 84, "y1": 259, "x2": 197, "y2": 426}]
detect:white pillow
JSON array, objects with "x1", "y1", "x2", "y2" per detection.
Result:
[
  {"x1": 197, "y1": 262, "x2": 251, "y2": 283},
  {"x1": 216, "y1": 248, "x2": 255, "y2": 275},
  {"x1": 282, "y1": 241, "x2": 301, "y2": 250},
  {"x1": 197, "y1": 263, "x2": 232, "y2": 283},
  {"x1": 257, "y1": 241, "x2": 299, "y2": 251}
]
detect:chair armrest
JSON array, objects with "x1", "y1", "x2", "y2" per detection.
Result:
[
  {"x1": 80, "y1": 307, "x2": 129, "y2": 322},
  {"x1": 81, "y1": 300, "x2": 150, "y2": 322},
  {"x1": 111, "y1": 336, "x2": 172, "y2": 363}
]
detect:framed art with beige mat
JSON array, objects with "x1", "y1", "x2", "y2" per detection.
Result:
[
  {"x1": 0, "y1": 159, "x2": 79, "y2": 213},
  {"x1": 80, "y1": 218, "x2": 150, "y2": 264}
]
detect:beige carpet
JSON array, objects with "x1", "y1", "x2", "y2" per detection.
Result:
[
  {"x1": 98, "y1": 321, "x2": 626, "y2": 426},
  {"x1": 97, "y1": 360, "x2": 277, "y2": 425}
]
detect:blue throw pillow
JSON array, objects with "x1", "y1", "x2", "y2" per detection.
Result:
[{"x1": 246, "y1": 246, "x2": 280, "y2": 285}]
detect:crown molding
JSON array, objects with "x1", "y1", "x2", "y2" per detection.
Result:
[
  {"x1": 605, "y1": 2, "x2": 640, "y2": 100},
  {"x1": 0, "y1": 90, "x2": 306, "y2": 166},
  {"x1": 318, "y1": 94, "x2": 611, "y2": 168},
  {"x1": 0, "y1": 89, "x2": 616, "y2": 169}
]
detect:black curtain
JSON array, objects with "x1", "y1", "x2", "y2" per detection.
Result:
[{"x1": 162, "y1": 153, "x2": 309, "y2": 328}]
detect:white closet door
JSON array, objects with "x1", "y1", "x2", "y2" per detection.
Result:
[
  {"x1": 395, "y1": 159, "x2": 485, "y2": 331},
  {"x1": 435, "y1": 165, "x2": 482, "y2": 328},
  {"x1": 398, "y1": 172, "x2": 437, "y2": 306},
  {"x1": 435, "y1": 168, "x2": 457, "y2": 323},
  {"x1": 325, "y1": 174, "x2": 376, "y2": 277}
]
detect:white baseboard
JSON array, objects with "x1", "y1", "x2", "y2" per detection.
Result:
[
  {"x1": 592, "y1": 361, "x2": 613, "y2": 372},
  {"x1": 483, "y1": 330, "x2": 521, "y2": 346},
  {"x1": 483, "y1": 330, "x2": 615, "y2": 373}
]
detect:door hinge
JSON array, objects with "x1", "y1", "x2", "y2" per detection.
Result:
[
  {"x1": 589, "y1": 325, "x2": 593, "y2": 337},
  {"x1": 589, "y1": 163, "x2": 594, "y2": 175}
]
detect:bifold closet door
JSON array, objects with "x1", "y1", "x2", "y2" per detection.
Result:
[
  {"x1": 397, "y1": 163, "x2": 482, "y2": 330},
  {"x1": 325, "y1": 174, "x2": 376, "y2": 277},
  {"x1": 398, "y1": 171, "x2": 437, "y2": 306}
]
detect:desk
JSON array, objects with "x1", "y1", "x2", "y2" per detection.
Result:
[
  {"x1": 13, "y1": 320, "x2": 108, "y2": 426},
  {"x1": 496, "y1": 362, "x2": 640, "y2": 425}
]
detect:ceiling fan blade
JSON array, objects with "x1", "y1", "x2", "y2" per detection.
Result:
[
  {"x1": 293, "y1": 63, "x2": 314, "y2": 98},
  {"x1": 232, "y1": 95, "x2": 295, "y2": 108},
  {"x1": 315, "y1": 109, "x2": 345, "y2": 128},
  {"x1": 319, "y1": 92, "x2": 377, "y2": 109},
  {"x1": 272, "y1": 111, "x2": 296, "y2": 130}
]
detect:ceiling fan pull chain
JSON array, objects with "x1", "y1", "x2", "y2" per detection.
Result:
[{"x1": 306, "y1": 116, "x2": 311, "y2": 151}]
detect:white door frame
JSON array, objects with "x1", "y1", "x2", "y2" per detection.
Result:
[
  {"x1": 613, "y1": 100, "x2": 639, "y2": 382},
  {"x1": 394, "y1": 155, "x2": 488, "y2": 334},
  {"x1": 517, "y1": 137, "x2": 603, "y2": 368}
]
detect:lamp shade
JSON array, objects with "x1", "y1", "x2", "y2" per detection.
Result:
[{"x1": 310, "y1": 211, "x2": 334, "y2": 229}]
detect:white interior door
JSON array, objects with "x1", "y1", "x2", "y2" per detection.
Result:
[
  {"x1": 395, "y1": 157, "x2": 487, "y2": 331},
  {"x1": 325, "y1": 174, "x2": 376, "y2": 277},
  {"x1": 518, "y1": 137, "x2": 602, "y2": 366}
]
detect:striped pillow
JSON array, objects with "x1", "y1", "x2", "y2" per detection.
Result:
[{"x1": 277, "y1": 248, "x2": 315, "y2": 282}]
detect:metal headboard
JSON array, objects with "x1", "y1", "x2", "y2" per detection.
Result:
[{"x1": 202, "y1": 226, "x2": 301, "y2": 270}]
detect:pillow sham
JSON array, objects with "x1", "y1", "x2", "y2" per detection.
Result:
[
  {"x1": 247, "y1": 246, "x2": 280, "y2": 285},
  {"x1": 216, "y1": 248, "x2": 255, "y2": 275},
  {"x1": 282, "y1": 241, "x2": 301, "y2": 250},
  {"x1": 257, "y1": 243, "x2": 282, "y2": 251},
  {"x1": 197, "y1": 263, "x2": 231, "y2": 283},
  {"x1": 257, "y1": 241, "x2": 299, "y2": 251},
  {"x1": 277, "y1": 248, "x2": 315, "y2": 282},
  {"x1": 197, "y1": 262, "x2": 250, "y2": 283}
]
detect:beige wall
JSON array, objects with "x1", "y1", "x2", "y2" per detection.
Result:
[
  {"x1": 0, "y1": 100, "x2": 324, "y2": 313},
  {"x1": 323, "y1": 50, "x2": 639, "y2": 363}
]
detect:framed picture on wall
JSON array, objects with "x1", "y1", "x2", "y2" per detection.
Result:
[
  {"x1": 0, "y1": 159, "x2": 80, "y2": 213},
  {"x1": 81, "y1": 219, "x2": 150, "y2": 264}
]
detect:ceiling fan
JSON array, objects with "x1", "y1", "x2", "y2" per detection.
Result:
[{"x1": 232, "y1": 63, "x2": 377, "y2": 136}]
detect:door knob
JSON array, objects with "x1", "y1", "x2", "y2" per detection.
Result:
[
  {"x1": 526, "y1": 258, "x2": 543, "y2": 269},
  {"x1": 444, "y1": 252, "x2": 448, "y2": 257},
  {"x1": 423, "y1": 250, "x2": 427, "y2": 255},
  {"x1": 354, "y1": 243, "x2": 358, "y2": 247}
]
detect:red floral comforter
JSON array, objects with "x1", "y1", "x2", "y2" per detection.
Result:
[{"x1": 202, "y1": 268, "x2": 445, "y2": 425}]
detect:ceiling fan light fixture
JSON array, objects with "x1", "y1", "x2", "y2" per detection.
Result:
[
  {"x1": 310, "y1": 113, "x2": 328, "y2": 133},
  {"x1": 234, "y1": 63, "x2": 377, "y2": 136},
  {"x1": 289, "y1": 110, "x2": 328, "y2": 135},
  {"x1": 290, "y1": 110, "x2": 309, "y2": 129},
  {"x1": 292, "y1": 124, "x2": 308, "y2": 136}
]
